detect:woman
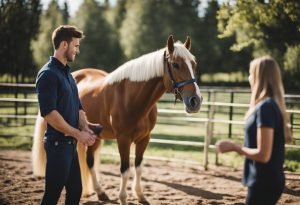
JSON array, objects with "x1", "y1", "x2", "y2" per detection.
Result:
[{"x1": 216, "y1": 56, "x2": 292, "y2": 205}]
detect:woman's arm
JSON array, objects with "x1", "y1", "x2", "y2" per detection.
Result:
[{"x1": 216, "y1": 127, "x2": 274, "y2": 163}]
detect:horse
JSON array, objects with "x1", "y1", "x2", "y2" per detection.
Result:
[{"x1": 32, "y1": 35, "x2": 203, "y2": 205}]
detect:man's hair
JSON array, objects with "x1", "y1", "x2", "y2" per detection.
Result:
[{"x1": 52, "y1": 25, "x2": 84, "y2": 49}]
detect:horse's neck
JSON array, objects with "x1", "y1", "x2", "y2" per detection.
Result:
[{"x1": 124, "y1": 77, "x2": 166, "y2": 111}]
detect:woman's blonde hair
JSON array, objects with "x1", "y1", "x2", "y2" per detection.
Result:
[{"x1": 246, "y1": 56, "x2": 292, "y2": 143}]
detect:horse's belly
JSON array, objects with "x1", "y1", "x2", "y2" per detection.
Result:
[{"x1": 98, "y1": 128, "x2": 115, "y2": 140}]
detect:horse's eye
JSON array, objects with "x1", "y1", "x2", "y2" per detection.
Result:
[{"x1": 172, "y1": 63, "x2": 179, "y2": 69}]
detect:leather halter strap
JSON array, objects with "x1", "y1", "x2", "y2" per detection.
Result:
[{"x1": 164, "y1": 51, "x2": 196, "y2": 103}]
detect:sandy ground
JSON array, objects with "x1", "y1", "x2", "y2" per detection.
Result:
[{"x1": 0, "y1": 150, "x2": 299, "y2": 205}]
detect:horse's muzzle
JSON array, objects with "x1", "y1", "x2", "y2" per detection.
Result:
[{"x1": 184, "y1": 95, "x2": 203, "y2": 113}]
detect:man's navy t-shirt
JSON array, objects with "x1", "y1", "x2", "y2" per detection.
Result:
[
  {"x1": 36, "y1": 56, "x2": 82, "y2": 140},
  {"x1": 243, "y1": 98, "x2": 285, "y2": 188}
]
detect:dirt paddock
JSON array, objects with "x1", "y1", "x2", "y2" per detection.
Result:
[{"x1": 0, "y1": 150, "x2": 299, "y2": 205}]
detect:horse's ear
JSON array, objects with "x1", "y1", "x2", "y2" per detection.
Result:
[
  {"x1": 167, "y1": 35, "x2": 174, "y2": 54},
  {"x1": 184, "y1": 36, "x2": 191, "y2": 50}
]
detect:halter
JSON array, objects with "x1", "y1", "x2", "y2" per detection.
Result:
[{"x1": 164, "y1": 51, "x2": 196, "y2": 103}]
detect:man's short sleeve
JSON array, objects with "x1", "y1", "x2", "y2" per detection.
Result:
[
  {"x1": 36, "y1": 70, "x2": 58, "y2": 117},
  {"x1": 256, "y1": 101, "x2": 276, "y2": 128}
]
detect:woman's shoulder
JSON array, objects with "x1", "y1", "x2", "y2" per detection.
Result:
[{"x1": 256, "y1": 97, "x2": 279, "y2": 113}]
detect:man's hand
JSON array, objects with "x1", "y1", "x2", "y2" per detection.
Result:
[
  {"x1": 81, "y1": 124, "x2": 95, "y2": 136},
  {"x1": 78, "y1": 110, "x2": 103, "y2": 137},
  {"x1": 75, "y1": 130, "x2": 96, "y2": 146}
]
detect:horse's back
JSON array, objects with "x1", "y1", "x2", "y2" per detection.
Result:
[
  {"x1": 72, "y1": 68, "x2": 110, "y2": 125},
  {"x1": 72, "y1": 68, "x2": 108, "y2": 84}
]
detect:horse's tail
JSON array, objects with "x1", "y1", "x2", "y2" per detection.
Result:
[
  {"x1": 78, "y1": 140, "x2": 102, "y2": 196},
  {"x1": 32, "y1": 114, "x2": 47, "y2": 176}
]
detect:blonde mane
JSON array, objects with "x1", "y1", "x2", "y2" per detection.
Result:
[{"x1": 106, "y1": 42, "x2": 195, "y2": 85}]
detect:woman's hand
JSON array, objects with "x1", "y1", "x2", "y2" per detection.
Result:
[{"x1": 215, "y1": 140, "x2": 241, "y2": 154}]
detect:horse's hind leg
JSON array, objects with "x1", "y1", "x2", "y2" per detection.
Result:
[
  {"x1": 117, "y1": 136, "x2": 132, "y2": 205},
  {"x1": 133, "y1": 136, "x2": 150, "y2": 205}
]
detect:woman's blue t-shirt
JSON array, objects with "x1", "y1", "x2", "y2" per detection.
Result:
[{"x1": 243, "y1": 98, "x2": 285, "y2": 188}]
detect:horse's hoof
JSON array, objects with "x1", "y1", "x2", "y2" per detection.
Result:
[{"x1": 98, "y1": 192, "x2": 110, "y2": 201}]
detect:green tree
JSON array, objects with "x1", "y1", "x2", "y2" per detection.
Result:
[
  {"x1": 62, "y1": 1, "x2": 69, "y2": 23},
  {"x1": 118, "y1": 0, "x2": 143, "y2": 59},
  {"x1": 196, "y1": 0, "x2": 223, "y2": 74},
  {"x1": 70, "y1": 0, "x2": 123, "y2": 72},
  {"x1": 32, "y1": 0, "x2": 67, "y2": 69},
  {"x1": 284, "y1": 45, "x2": 300, "y2": 88},
  {"x1": 0, "y1": 0, "x2": 41, "y2": 82},
  {"x1": 196, "y1": 0, "x2": 251, "y2": 78},
  {"x1": 113, "y1": 0, "x2": 127, "y2": 30},
  {"x1": 119, "y1": 0, "x2": 200, "y2": 60},
  {"x1": 218, "y1": 0, "x2": 300, "y2": 77}
]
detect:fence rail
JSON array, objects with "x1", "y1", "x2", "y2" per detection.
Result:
[{"x1": 1, "y1": 83, "x2": 300, "y2": 168}]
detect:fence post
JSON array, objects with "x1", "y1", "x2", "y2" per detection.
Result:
[
  {"x1": 24, "y1": 92, "x2": 28, "y2": 125},
  {"x1": 204, "y1": 91, "x2": 215, "y2": 170},
  {"x1": 228, "y1": 91, "x2": 234, "y2": 138},
  {"x1": 14, "y1": 85, "x2": 19, "y2": 124},
  {"x1": 290, "y1": 113, "x2": 294, "y2": 139},
  {"x1": 207, "y1": 90, "x2": 211, "y2": 102}
]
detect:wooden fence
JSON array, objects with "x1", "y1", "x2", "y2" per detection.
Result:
[{"x1": 1, "y1": 83, "x2": 300, "y2": 169}]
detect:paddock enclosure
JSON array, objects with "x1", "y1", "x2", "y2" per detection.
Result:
[
  {"x1": 0, "y1": 82, "x2": 300, "y2": 204},
  {"x1": 0, "y1": 150, "x2": 300, "y2": 205}
]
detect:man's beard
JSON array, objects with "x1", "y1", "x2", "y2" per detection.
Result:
[{"x1": 64, "y1": 48, "x2": 75, "y2": 62}]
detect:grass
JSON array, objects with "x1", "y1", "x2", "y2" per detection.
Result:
[
  {"x1": 201, "y1": 71, "x2": 248, "y2": 83},
  {"x1": 0, "y1": 136, "x2": 32, "y2": 150}
]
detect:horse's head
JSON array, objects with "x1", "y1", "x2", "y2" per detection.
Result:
[{"x1": 163, "y1": 35, "x2": 203, "y2": 113}]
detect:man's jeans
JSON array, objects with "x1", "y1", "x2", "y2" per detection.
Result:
[{"x1": 41, "y1": 139, "x2": 82, "y2": 205}]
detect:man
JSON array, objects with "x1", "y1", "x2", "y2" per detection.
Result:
[{"x1": 36, "y1": 25, "x2": 97, "y2": 205}]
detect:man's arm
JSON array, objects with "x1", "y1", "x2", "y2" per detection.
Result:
[
  {"x1": 79, "y1": 110, "x2": 89, "y2": 131},
  {"x1": 44, "y1": 110, "x2": 96, "y2": 146},
  {"x1": 79, "y1": 110, "x2": 103, "y2": 136}
]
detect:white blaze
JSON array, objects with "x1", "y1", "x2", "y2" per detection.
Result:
[{"x1": 185, "y1": 60, "x2": 201, "y2": 97}]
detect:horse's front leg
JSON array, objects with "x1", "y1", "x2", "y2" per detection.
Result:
[
  {"x1": 133, "y1": 136, "x2": 150, "y2": 205},
  {"x1": 86, "y1": 144, "x2": 109, "y2": 201},
  {"x1": 117, "y1": 136, "x2": 132, "y2": 205}
]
